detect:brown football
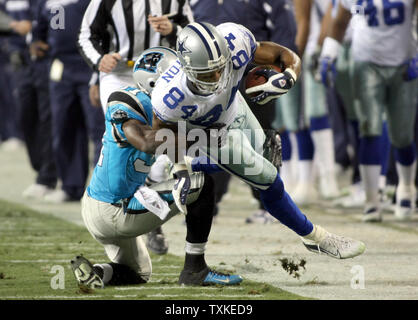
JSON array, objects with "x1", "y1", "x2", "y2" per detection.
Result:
[{"x1": 245, "y1": 65, "x2": 283, "y2": 97}]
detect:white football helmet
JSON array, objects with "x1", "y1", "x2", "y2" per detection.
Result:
[
  {"x1": 176, "y1": 22, "x2": 232, "y2": 95},
  {"x1": 133, "y1": 46, "x2": 178, "y2": 94}
]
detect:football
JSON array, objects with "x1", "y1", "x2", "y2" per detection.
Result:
[{"x1": 245, "y1": 65, "x2": 283, "y2": 97}]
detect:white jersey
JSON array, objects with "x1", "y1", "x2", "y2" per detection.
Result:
[
  {"x1": 306, "y1": 0, "x2": 331, "y2": 56},
  {"x1": 151, "y1": 23, "x2": 257, "y2": 128},
  {"x1": 341, "y1": 0, "x2": 417, "y2": 66}
]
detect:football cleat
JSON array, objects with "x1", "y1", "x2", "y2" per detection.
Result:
[
  {"x1": 302, "y1": 225, "x2": 365, "y2": 259},
  {"x1": 333, "y1": 183, "x2": 365, "y2": 209},
  {"x1": 44, "y1": 189, "x2": 74, "y2": 203},
  {"x1": 22, "y1": 183, "x2": 54, "y2": 199},
  {"x1": 179, "y1": 266, "x2": 243, "y2": 286},
  {"x1": 394, "y1": 184, "x2": 416, "y2": 221},
  {"x1": 362, "y1": 205, "x2": 382, "y2": 223},
  {"x1": 245, "y1": 209, "x2": 277, "y2": 224},
  {"x1": 70, "y1": 255, "x2": 104, "y2": 289}
]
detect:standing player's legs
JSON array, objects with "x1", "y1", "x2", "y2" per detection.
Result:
[
  {"x1": 386, "y1": 67, "x2": 417, "y2": 220},
  {"x1": 15, "y1": 60, "x2": 57, "y2": 197},
  {"x1": 278, "y1": 81, "x2": 317, "y2": 205},
  {"x1": 304, "y1": 55, "x2": 339, "y2": 200},
  {"x1": 352, "y1": 61, "x2": 387, "y2": 222},
  {"x1": 49, "y1": 75, "x2": 88, "y2": 201}
]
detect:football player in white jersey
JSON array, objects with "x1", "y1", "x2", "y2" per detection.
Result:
[
  {"x1": 151, "y1": 21, "x2": 366, "y2": 259},
  {"x1": 320, "y1": 0, "x2": 418, "y2": 221}
]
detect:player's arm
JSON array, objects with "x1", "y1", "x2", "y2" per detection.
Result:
[
  {"x1": 293, "y1": 0, "x2": 312, "y2": 57},
  {"x1": 245, "y1": 41, "x2": 301, "y2": 104},
  {"x1": 253, "y1": 41, "x2": 301, "y2": 78},
  {"x1": 317, "y1": 2, "x2": 333, "y2": 47},
  {"x1": 122, "y1": 118, "x2": 164, "y2": 154},
  {"x1": 319, "y1": 2, "x2": 351, "y2": 87},
  {"x1": 327, "y1": 2, "x2": 351, "y2": 43}
]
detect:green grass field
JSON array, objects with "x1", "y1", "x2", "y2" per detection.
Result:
[{"x1": 0, "y1": 199, "x2": 308, "y2": 300}]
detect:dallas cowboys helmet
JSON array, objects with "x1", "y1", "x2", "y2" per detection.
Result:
[
  {"x1": 176, "y1": 22, "x2": 232, "y2": 95},
  {"x1": 133, "y1": 46, "x2": 178, "y2": 94}
]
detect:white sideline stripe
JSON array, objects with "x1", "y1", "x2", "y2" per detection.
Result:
[
  {"x1": 0, "y1": 243, "x2": 98, "y2": 247},
  {"x1": 1, "y1": 293, "x2": 257, "y2": 299},
  {"x1": 1, "y1": 296, "x2": 104, "y2": 299},
  {"x1": 115, "y1": 286, "x2": 243, "y2": 291},
  {"x1": 147, "y1": 293, "x2": 262, "y2": 298},
  {"x1": 6, "y1": 259, "x2": 70, "y2": 263}
]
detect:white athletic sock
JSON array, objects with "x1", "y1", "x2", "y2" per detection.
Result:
[
  {"x1": 94, "y1": 263, "x2": 113, "y2": 284},
  {"x1": 359, "y1": 165, "x2": 381, "y2": 208},
  {"x1": 378, "y1": 175, "x2": 387, "y2": 191},
  {"x1": 311, "y1": 129, "x2": 338, "y2": 181},
  {"x1": 289, "y1": 132, "x2": 299, "y2": 183},
  {"x1": 396, "y1": 160, "x2": 417, "y2": 187},
  {"x1": 303, "y1": 225, "x2": 328, "y2": 243},
  {"x1": 297, "y1": 160, "x2": 315, "y2": 184},
  {"x1": 280, "y1": 160, "x2": 295, "y2": 190},
  {"x1": 185, "y1": 242, "x2": 207, "y2": 255}
]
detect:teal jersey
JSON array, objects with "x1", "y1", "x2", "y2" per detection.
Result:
[{"x1": 87, "y1": 86, "x2": 155, "y2": 204}]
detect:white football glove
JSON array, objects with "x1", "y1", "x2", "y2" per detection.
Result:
[{"x1": 245, "y1": 68, "x2": 297, "y2": 105}]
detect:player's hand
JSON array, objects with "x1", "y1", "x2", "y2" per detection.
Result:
[
  {"x1": 148, "y1": 15, "x2": 173, "y2": 36},
  {"x1": 172, "y1": 163, "x2": 191, "y2": 215},
  {"x1": 9, "y1": 20, "x2": 31, "y2": 36},
  {"x1": 98, "y1": 53, "x2": 122, "y2": 73},
  {"x1": 309, "y1": 46, "x2": 322, "y2": 82},
  {"x1": 245, "y1": 68, "x2": 296, "y2": 105},
  {"x1": 319, "y1": 56, "x2": 337, "y2": 88},
  {"x1": 404, "y1": 54, "x2": 418, "y2": 81},
  {"x1": 29, "y1": 40, "x2": 49, "y2": 59}
]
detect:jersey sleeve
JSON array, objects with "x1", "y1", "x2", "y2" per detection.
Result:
[
  {"x1": 105, "y1": 88, "x2": 153, "y2": 143},
  {"x1": 217, "y1": 22, "x2": 258, "y2": 63}
]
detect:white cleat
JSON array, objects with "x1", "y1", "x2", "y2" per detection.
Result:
[
  {"x1": 362, "y1": 205, "x2": 382, "y2": 223},
  {"x1": 302, "y1": 225, "x2": 366, "y2": 259},
  {"x1": 1, "y1": 137, "x2": 24, "y2": 151},
  {"x1": 319, "y1": 175, "x2": 340, "y2": 199},
  {"x1": 333, "y1": 183, "x2": 365, "y2": 209},
  {"x1": 394, "y1": 185, "x2": 416, "y2": 221},
  {"x1": 44, "y1": 189, "x2": 74, "y2": 203},
  {"x1": 22, "y1": 183, "x2": 54, "y2": 199}
]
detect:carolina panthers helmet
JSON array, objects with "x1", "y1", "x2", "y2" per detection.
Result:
[
  {"x1": 133, "y1": 46, "x2": 178, "y2": 94},
  {"x1": 176, "y1": 22, "x2": 232, "y2": 95}
]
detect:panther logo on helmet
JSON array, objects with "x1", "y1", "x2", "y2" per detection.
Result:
[
  {"x1": 133, "y1": 47, "x2": 178, "y2": 95},
  {"x1": 134, "y1": 52, "x2": 164, "y2": 74}
]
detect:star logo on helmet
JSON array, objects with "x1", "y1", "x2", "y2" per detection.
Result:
[{"x1": 177, "y1": 37, "x2": 192, "y2": 56}]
